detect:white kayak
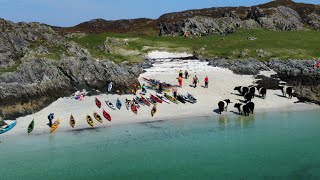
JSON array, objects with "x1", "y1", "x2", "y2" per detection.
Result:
[
  {"x1": 105, "y1": 99, "x2": 116, "y2": 110},
  {"x1": 156, "y1": 93, "x2": 170, "y2": 104}
]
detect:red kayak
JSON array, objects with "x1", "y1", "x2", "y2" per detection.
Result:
[
  {"x1": 131, "y1": 103, "x2": 138, "y2": 114},
  {"x1": 140, "y1": 96, "x2": 151, "y2": 106},
  {"x1": 95, "y1": 98, "x2": 102, "y2": 108},
  {"x1": 103, "y1": 109, "x2": 111, "y2": 122},
  {"x1": 150, "y1": 94, "x2": 162, "y2": 103}
]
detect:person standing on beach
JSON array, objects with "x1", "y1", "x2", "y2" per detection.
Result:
[
  {"x1": 133, "y1": 83, "x2": 137, "y2": 95},
  {"x1": 193, "y1": 75, "x2": 199, "y2": 88},
  {"x1": 158, "y1": 81, "x2": 163, "y2": 93},
  {"x1": 47, "y1": 113, "x2": 54, "y2": 127},
  {"x1": 204, "y1": 76, "x2": 209, "y2": 88},
  {"x1": 172, "y1": 86, "x2": 178, "y2": 98},
  {"x1": 141, "y1": 84, "x2": 146, "y2": 93},
  {"x1": 184, "y1": 70, "x2": 189, "y2": 79},
  {"x1": 179, "y1": 69, "x2": 183, "y2": 78},
  {"x1": 178, "y1": 76, "x2": 183, "y2": 87}
]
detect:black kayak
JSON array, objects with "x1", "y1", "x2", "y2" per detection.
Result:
[
  {"x1": 177, "y1": 94, "x2": 186, "y2": 104},
  {"x1": 182, "y1": 94, "x2": 195, "y2": 104}
]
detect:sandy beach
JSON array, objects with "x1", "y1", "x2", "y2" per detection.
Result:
[{"x1": 2, "y1": 51, "x2": 319, "y2": 137}]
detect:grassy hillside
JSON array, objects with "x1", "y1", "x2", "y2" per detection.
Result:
[{"x1": 69, "y1": 29, "x2": 320, "y2": 63}]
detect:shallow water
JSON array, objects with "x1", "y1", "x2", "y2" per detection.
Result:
[{"x1": 1, "y1": 110, "x2": 320, "y2": 179}]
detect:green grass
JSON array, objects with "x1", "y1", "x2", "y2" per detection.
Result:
[{"x1": 69, "y1": 29, "x2": 320, "y2": 63}]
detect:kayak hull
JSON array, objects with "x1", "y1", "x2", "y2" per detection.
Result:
[
  {"x1": 50, "y1": 119, "x2": 61, "y2": 133},
  {"x1": 103, "y1": 109, "x2": 112, "y2": 122},
  {"x1": 27, "y1": 119, "x2": 34, "y2": 134},
  {"x1": 86, "y1": 115, "x2": 94, "y2": 128},
  {"x1": 70, "y1": 115, "x2": 76, "y2": 128},
  {"x1": 0, "y1": 121, "x2": 17, "y2": 135},
  {"x1": 94, "y1": 112, "x2": 103, "y2": 123}
]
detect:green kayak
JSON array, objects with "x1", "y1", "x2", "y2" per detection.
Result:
[
  {"x1": 28, "y1": 119, "x2": 34, "y2": 134},
  {"x1": 164, "y1": 93, "x2": 178, "y2": 104}
]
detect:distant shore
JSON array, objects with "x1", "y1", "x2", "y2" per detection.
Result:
[{"x1": 2, "y1": 51, "x2": 319, "y2": 138}]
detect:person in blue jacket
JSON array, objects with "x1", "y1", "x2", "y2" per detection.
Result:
[{"x1": 48, "y1": 113, "x2": 54, "y2": 127}]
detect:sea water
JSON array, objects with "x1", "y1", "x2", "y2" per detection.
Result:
[{"x1": 1, "y1": 110, "x2": 320, "y2": 179}]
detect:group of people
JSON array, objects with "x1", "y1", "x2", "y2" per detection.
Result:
[{"x1": 178, "y1": 70, "x2": 209, "y2": 88}]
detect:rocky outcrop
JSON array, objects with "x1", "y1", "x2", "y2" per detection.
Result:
[
  {"x1": 0, "y1": 19, "x2": 64, "y2": 68},
  {"x1": 207, "y1": 57, "x2": 320, "y2": 104},
  {"x1": 157, "y1": 0, "x2": 320, "y2": 36},
  {"x1": 0, "y1": 58, "x2": 142, "y2": 119},
  {"x1": 158, "y1": 5, "x2": 308, "y2": 36}
]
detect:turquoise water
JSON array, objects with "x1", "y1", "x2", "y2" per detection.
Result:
[{"x1": 1, "y1": 110, "x2": 320, "y2": 179}]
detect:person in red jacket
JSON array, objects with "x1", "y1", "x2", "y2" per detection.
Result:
[{"x1": 204, "y1": 76, "x2": 209, "y2": 88}]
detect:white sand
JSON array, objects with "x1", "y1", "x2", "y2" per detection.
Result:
[{"x1": 1, "y1": 51, "x2": 319, "y2": 137}]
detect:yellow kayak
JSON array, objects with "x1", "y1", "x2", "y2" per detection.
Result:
[
  {"x1": 93, "y1": 112, "x2": 103, "y2": 123},
  {"x1": 86, "y1": 115, "x2": 94, "y2": 128},
  {"x1": 70, "y1": 115, "x2": 76, "y2": 128},
  {"x1": 50, "y1": 119, "x2": 61, "y2": 133}
]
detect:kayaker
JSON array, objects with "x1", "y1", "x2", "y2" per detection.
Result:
[
  {"x1": 179, "y1": 69, "x2": 183, "y2": 78},
  {"x1": 108, "y1": 82, "x2": 113, "y2": 92},
  {"x1": 141, "y1": 84, "x2": 147, "y2": 93},
  {"x1": 178, "y1": 76, "x2": 183, "y2": 87},
  {"x1": 47, "y1": 113, "x2": 54, "y2": 127},
  {"x1": 204, "y1": 76, "x2": 209, "y2": 88},
  {"x1": 184, "y1": 70, "x2": 189, "y2": 79},
  {"x1": 193, "y1": 75, "x2": 199, "y2": 88},
  {"x1": 172, "y1": 86, "x2": 178, "y2": 98},
  {"x1": 133, "y1": 83, "x2": 137, "y2": 94},
  {"x1": 158, "y1": 81, "x2": 163, "y2": 93}
]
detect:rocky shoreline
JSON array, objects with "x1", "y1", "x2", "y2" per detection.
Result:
[
  {"x1": 205, "y1": 57, "x2": 320, "y2": 105},
  {"x1": 0, "y1": 58, "x2": 142, "y2": 119}
]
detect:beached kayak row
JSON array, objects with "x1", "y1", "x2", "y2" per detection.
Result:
[{"x1": 22, "y1": 77, "x2": 198, "y2": 135}]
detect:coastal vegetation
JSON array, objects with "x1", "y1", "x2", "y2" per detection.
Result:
[{"x1": 69, "y1": 29, "x2": 320, "y2": 63}]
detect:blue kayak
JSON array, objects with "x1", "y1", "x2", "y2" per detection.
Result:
[
  {"x1": 116, "y1": 98, "x2": 122, "y2": 110},
  {"x1": 0, "y1": 121, "x2": 17, "y2": 135}
]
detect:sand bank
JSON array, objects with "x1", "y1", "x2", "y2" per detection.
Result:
[{"x1": 2, "y1": 51, "x2": 319, "y2": 137}]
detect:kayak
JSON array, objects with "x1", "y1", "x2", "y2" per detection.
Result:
[
  {"x1": 151, "y1": 105, "x2": 157, "y2": 117},
  {"x1": 132, "y1": 98, "x2": 140, "y2": 109},
  {"x1": 116, "y1": 98, "x2": 122, "y2": 110},
  {"x1": 177, "y1": 94, "x2": 186, "y2": 104},
  {"x1": 105, "y1": 99, "x2": 116, "y2": 110},
  {"x1": 150, "y1": 94, "x2": 162, "y2": 103},
  {"x1": 135, "y1": 97, "x2": 145, "y2": 106},
  {"x1": 0, "y1": 121, "x2": 17, "y2": 135},
  {"x1": 164, "y1": 93, "x2": 178, "y2": 104},
  {"x1": 156, "y1": 93, "x2": 170, "y2": 104},
  {"x1": 86, "y1": 115, "x2": 94, "y2": 128},
  {"x1": 125, "y1": 99, "x2": 131, "y2": 110},
  {"x1": 140, "y1": 96, "x2": 151, "y2": 106},
  {"x1": 70, "y1": 115, "x2": 76, "y2": 128},
  {"x1": 50, "y1": 119, "x2": 61, "y2": 133},
  {"x1": 131, "y1": 103, "x2": 138, "y2": 114},
  {"x1": 27, "y1": 119, "x2": 34, "y2": 134},
  {"x1": 103, "y1": 109, "x2": 112, "y2": 122},
  {"x1": 146, "y1": 86, "x2": 154, "y2": 90},
  {"x1": 146, "y1": 97, "x2": 156, "y2": 105},
  {"x1": 95, "y1": 98, "x2": 102, "y2": 108},
  {"x1": 93, "y1": 112, "x2": 103, "y2": 123},
  {"x1": 187, "y1": 93, "x2": 197, "y2": 103},
  {"x1": 181, "y1": 94, "x2": 195, "y2": 104}
]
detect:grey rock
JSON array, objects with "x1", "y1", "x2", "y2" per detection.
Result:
[{"x1": 0, "y1": 58, "x2": 142, "y2": 119}]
